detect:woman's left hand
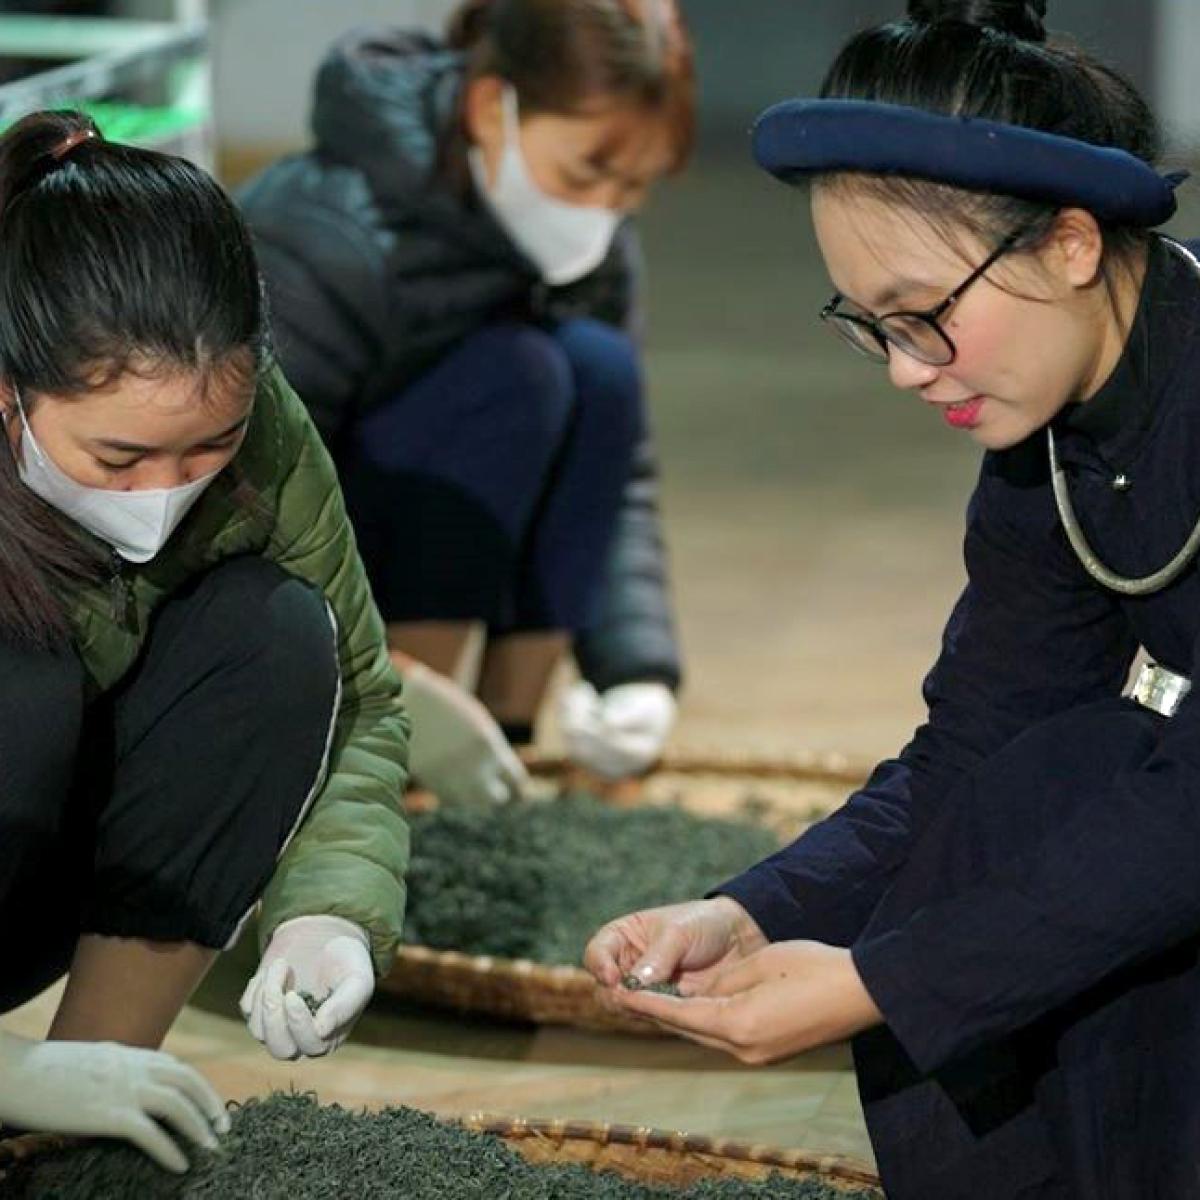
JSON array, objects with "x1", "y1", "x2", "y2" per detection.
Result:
[
  {"x1": 560, "y1": 681, "x2": 677, "y2": 780},
  {"x1": 240, "y1": 915, "x2": 375, "y2": 1060},
  {"x1": 608, "y1": 941, "x2": 883, "y2": 1064}
]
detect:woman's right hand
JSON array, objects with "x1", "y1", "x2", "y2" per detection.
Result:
[
  {"x1": 398, "y1": 659, "x2": 529, "y2": 805},
  {"x1": 584, "y1": 896, "x2": 768, "y2": 994},
  {"x1": 0, "y1": 1032, "x2": 229, "y2": 1173}
]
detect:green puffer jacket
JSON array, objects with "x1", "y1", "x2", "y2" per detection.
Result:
[{"x1": 66, "y1": 364, "x2": 410, "y2": 976}]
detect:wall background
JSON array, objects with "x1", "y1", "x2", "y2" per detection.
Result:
[{"x1": 167, "y1": 1, "x2": 1162, "y2": 159}]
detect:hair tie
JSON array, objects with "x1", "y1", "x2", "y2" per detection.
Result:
[{"x1": 51, "y1": 128, "x2": 98, "y2": 162}]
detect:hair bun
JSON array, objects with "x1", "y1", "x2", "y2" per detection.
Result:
[{"x1": 907, "y1": 0, "x2": 1047, "y2": 43}]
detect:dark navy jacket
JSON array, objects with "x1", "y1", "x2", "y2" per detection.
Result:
[
  {"x1": 237, "y1": 28, "x2": 681, "y2": 692},
  {"x1": 721, "y1": 235, "x2": 1200, "y2": 1075}
]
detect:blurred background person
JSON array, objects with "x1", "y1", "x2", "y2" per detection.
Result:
[{"x1": 238, "y1": 0, "x2": 695, "y2": 804}]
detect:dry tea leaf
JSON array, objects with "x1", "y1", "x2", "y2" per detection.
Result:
[
  {"x1": 622, "y1": 975, "x2": 683, "y2": 997},
  {"x1": 296, "y1": 991, "x2": 325, "y2": 1016},
  {"x1": 2, "y1": 1093, "x2": 874, "y2": 1199},
  {"x1": 403, "y1": 793, "x2": 779, "y2": 965}
]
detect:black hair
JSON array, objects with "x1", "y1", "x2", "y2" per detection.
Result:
[
  {"x1": 817, "y1": 0, "x2": 1161, "y2": 269},
  {"x1": 0, "y1": 109, "x2": 270, "y2": 647}
]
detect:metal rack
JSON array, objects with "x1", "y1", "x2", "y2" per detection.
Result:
[{"x1": 0, "y1": 6, "x2": 212, "y2": 168}]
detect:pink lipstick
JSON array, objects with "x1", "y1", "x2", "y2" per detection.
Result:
[{"x1": 941, "y1": 396, "x2": 985, "y2": 430}]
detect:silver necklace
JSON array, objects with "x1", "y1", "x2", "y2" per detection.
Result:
[
  {"x1": 1048, "y1": 425, "x2": 1200, "y2": 594},
  {"x1": 1046, "y1": 237, "x2": 1200, "y2": 596}
]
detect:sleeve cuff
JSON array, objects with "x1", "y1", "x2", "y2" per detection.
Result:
[
  {"x1": 852, "y1": 927, "x2": 968, "y2": 1075},
  {"x1": 708, "y1": 867, "x2": 805, "y2": 944}
]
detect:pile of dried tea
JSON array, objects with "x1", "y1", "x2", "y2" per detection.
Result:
[
  {"x1": 402, "y1": 793, "x2": 779, "y2": 964},
  {"x1": 2, "y1": 1095, "x2": 873, "y2": 1199}
]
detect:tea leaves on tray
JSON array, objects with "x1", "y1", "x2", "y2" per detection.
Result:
[
  {"x1": 3, "y1": 1094, "x2": 873, "y2": 1199},
  {"x1": 402, "y1": 793, "x2": 780, "y2": 965},
  {"x1": 622, "y1": 975, "x2": 683, "y2": 997}
]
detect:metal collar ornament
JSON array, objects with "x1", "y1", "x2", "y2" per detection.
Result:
[
  {"x1": 1047, "y1": 239, "x2": 1200, "y2": 597},
  {"x1": 752, "y1": 99, "x2": 1185, "y2": 227},
  {"x1": 1047, "y1": 427, "x2": 1200, "y2": 596}
]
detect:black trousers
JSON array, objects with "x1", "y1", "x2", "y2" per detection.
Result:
[
  {"x1": 855, "y1": 699, "x2": 1200, "y2": 1199},
  {"x1": 338, "y1": 319, "x2": 643, "y2": 632},
  {"x1": 0, "y1": 558, "x2": 340, "y2": 1014}
]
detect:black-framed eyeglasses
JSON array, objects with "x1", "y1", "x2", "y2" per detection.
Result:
[{"x1": 819, "y1": 226, "x2": 1028, "y2": 367}]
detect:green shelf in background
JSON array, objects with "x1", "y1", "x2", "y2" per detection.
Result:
[{"x1": 0, "y1": 99, "x2": 202, "y2": 146}]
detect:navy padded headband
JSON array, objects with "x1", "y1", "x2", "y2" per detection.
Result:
[{"x1": 752, "y1": 99, "x2": 1185, "y2": 228}]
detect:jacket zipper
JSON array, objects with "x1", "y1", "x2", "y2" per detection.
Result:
[{"x1": 108, "y1": 548, "x2": 133, "y2": 629}]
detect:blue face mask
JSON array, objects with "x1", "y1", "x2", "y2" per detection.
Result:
[{"x1": 11, "y1": 386, "x2": 222, "y2": 563}]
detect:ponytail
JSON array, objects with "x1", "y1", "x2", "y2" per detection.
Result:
[
  {"x1": 0, "y1": 112, "x2": 110, "y2": 646},
  {"x1": 0, "y1": 412, "x2": 100, "y2": 649},
  {"x1": 0, "y1": 109, "x2": 102, "y2": 222}
]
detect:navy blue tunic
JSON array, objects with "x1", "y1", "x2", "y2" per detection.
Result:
[{"x1": 720, "y1": 236, "x2": 1200, "y2": 1198}]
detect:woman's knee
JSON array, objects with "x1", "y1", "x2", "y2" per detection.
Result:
[
  {"x1": 0, "y1": 646, "x2": 85, "y2": 1011},
  {"x1": 0, "y1": 642, "x2": 84, "y2": 841},
  {"x1": 155, "y1": 558, "x2": 339, "y2": 726},
  {"x1": 980, "y1": 699, "x2": 1158, "y2": 802},
  {"x1": 870, "y1": 699, "x2": 1159, "y2": 932},
  {"x1": 460, "y1": 322, "x2": 577, "y2": 444},
  {"x1": 552, "y1": 317, "x2": 644, "y2": 446},
  {"x1": 93, "y1": 561, "x2": 342, "y2": 950}
]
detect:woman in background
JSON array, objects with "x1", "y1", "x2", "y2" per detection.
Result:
[{"x1": 239, "y1": 0, "x2": 693, "y2": 803}]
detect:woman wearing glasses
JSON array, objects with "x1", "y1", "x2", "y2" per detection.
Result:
[{"x1": 584, "y1": 2, "x2": 1200, "y2": 1196}]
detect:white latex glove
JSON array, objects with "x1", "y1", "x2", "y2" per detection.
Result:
[
  {"x1": 402, "y1": 660, "x2": 529, "y2": 804},
  {"x1": 0, "y1": 1031, "x2": 229, "y2": 1174},
  {"x1": 560, "y1": 681, "x2": 677, "y2": 780},
  {"x1": 239, "y1": 915, "x2": 374, "y2": 1060}
]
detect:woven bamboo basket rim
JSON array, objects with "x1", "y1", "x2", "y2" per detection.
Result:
[
  {"x1": 385, "y1": 943, "x2": 650, "y2": 1034},
  {"x1": 394, "y1": 943, "x2": 591, "y2": 983},
  {"x1": 462, "y1": 1114, "x2": 881, "y2": 1190},
  {"x1": 524, "y1": 749, "x2": 871, "y2": 787},
  {"x1": 0, "y1": 1116, "x2": 882, "y2": 1193},
  {"x1": 389, "y1": 750, "x2": 870, "y2": 1033}
]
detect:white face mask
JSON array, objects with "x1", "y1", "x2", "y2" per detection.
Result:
[
  {"x1": 468, "y1": 86, "x2": 622, "y2": 286},
  {"x1": 11, "y1": 387, "x2": 221, "y2": 563}
]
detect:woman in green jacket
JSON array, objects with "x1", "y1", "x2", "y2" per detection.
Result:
[{"x1": 0, "y1": 111, "x2": 409, "y2": 1170}]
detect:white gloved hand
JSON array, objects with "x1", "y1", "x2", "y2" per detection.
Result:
[
  {"x1": 560, "y1": 681, "x2": 677, "y2": 780},
  {"x1": 0, "y1": 1031, "x2": 229, "y2": 1174},
  {"x1": 402, "y1": 660, "x2": 529, "y2": 804},
  {"x1": 239, "y1": 915, "x2": 375, "y2": 1060}
]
